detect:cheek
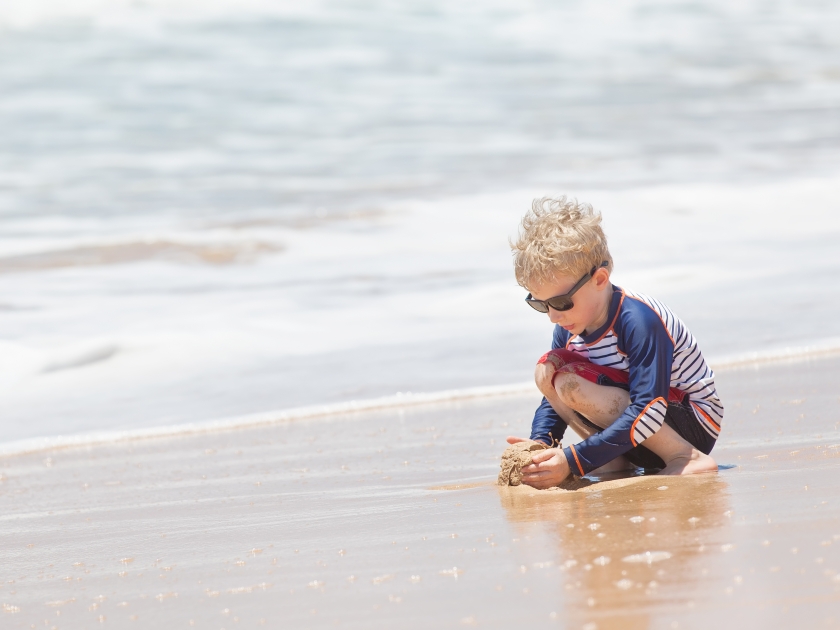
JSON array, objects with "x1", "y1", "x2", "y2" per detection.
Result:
[{"x1": 573, "y1": 295, "x2": 599, "y2": 323}]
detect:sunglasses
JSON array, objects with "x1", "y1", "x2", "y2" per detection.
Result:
[{"x1": 525, "y1": 261, "x2": 609, "y2": 313}]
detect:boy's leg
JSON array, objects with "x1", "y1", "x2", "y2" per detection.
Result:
[
  {"x1": 536, "y1": 366, "x2": 635, "y2": 473},
  {"x1": 637, "y1": 420, "x2": 718, "y2": 475},
  {"x1": 543, "y1": 367, "x2": 717, "y2": 476}
]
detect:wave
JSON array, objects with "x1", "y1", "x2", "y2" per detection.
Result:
[
  {"x1": 1, "y1": 340, "x2": 839, "y2": 458},
  {"x1": 0, "y1": 240, "x2": 280, "y2": 273}
]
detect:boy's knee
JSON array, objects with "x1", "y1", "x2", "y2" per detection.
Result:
[
  {"x1": 537, "y1": 349, "x2": 583, "y2": 371},
  {"x1": 553, "y1": 367, "x2": 586, "y2": 405}
]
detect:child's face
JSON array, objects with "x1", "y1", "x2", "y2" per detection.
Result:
[{"x1": 528, "y1": 268, "x2": 612, "y2": 336}]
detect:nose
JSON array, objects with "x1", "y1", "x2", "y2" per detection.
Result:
[{"x1": 547, "y1": 306, "x2": 565, "y2": 324}]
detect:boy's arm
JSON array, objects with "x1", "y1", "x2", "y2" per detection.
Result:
[
  {"x1": 530, "y1": 396, "x2": 567, "y2": 445},
  {"x1": 561, "y1": 306, "x2": 674, "y2": 475},
  {"x1": 529, "y1": 324, "x2": 569, "y2": 445}
]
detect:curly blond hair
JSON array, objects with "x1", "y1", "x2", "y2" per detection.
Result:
[{"x1": 511, "y1": 197, "x2": 613, "y2": 289}]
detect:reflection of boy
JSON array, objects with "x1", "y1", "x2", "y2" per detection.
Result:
[{"x1": 507, "y1": 198, "x2": 721, "y2": 489}]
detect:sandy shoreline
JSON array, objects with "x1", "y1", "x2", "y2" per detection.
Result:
[{"x1": 2, "y1": 356, "x2": 840, "y2": 629}]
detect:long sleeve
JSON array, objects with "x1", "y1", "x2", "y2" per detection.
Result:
[
  {"x1": 530, "y1": 396, "x2": 566, "y2": 445},
  {"x1": 562, "y1": 303, "x2": 675, "y2": 475}
]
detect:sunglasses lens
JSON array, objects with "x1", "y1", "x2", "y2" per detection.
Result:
[
  {"x1": 546, "y1": 298, "x2": 573, "y2": 312},
  {"x1": 526, "y1": 299, "x2": 549, "y2": 313}
]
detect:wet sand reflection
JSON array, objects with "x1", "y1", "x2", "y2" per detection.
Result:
[{"x1": 498, "y1": 473, "x2": 732, "y2": 628}]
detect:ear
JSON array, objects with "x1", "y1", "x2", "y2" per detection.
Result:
[{"x1": 592, "y1": 266, "x2": 611, "y2": 289}]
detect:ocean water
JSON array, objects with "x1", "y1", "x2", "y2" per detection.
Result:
[{"x1": 1, "y1": 0, "x2": 840, "y2": 450}]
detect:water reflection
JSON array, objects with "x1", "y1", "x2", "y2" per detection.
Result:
[{"x1": 498, "y1": 474, "x2": 732, "y2": 628}]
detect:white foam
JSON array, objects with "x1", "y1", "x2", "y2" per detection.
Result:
[
  {"x1": 0, "y1": 339, "x2": 120, "y2": 386},
  {"x1": 4, "y1": 176, "x2": 839, "y2": 432}
]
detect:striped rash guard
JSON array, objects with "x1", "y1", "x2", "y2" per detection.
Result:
[{"x1": 530, "y1": 285, "x2": 723, "y2": 475}]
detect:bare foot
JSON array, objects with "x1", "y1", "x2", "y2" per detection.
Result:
[{"x1": 658, "y1": 449, "x2": 718, "y2": 475}]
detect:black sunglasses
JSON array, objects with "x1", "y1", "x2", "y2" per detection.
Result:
[{"x1": 525, "y1": 261, "x2": 609, "y2": 313}]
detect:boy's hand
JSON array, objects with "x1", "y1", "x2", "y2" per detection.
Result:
[
  {"x1": 520, "y1": 448, "x2": 571, "y2": 489},
  {"x1": 505, "y1": 435, "x2": 550, "y2": 446}
]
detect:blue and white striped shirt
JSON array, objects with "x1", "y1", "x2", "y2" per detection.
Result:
[{"x1": 530, "y1": 285, "x2": 723, "y2": 475}]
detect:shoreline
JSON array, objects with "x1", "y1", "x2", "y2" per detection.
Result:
[{"x1": 2, "y1": 339, "x2": 840, "y2": 460}]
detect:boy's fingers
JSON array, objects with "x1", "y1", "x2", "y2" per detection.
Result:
[
  {"x1": 506, "y1": 437, "x2": 553, "y2": 446},
  {"x1": 529, "y1": 450, "x2": 556, "y2": 464},
  {"x1": 522, "y1": 460, "x2": 551, "y2": 473},
  {"x1": 522, "y1": 474, "x2": 547, "y2": 483},
  {"x1": 522, "y1": 476, "x2": 555, "y2": 489}
]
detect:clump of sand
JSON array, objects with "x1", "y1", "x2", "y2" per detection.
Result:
[{"x1": 497, "y1": 440, "x2": 553, "y2": 486}]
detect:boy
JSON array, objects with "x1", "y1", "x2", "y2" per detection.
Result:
[{"x1": 507, "y1": 197, "x2": 721, "y2": 489}]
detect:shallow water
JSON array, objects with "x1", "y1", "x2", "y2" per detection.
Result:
[{"x1": 1, "y1": 354, "x2": 839, "y2": 628}]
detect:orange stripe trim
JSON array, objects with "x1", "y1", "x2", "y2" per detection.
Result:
[
  {"x1": 585, "y1": 290, "x2": 625, "y2": 346},
  {"x1": 625, "y1": 294, "x2": 676, "y2": 346},
  {"x1": 629, "y1": 397, "x2": 667, "y2": 447},
  {"x1": 690, "y1": 401, "x2": 721, "y2": 431},
  {"x1": 568, "y1": 444, "x2": 585, "y2": 476}
]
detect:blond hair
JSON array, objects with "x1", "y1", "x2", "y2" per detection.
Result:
[{"x1": 511, "y1": 196, "x2": 613, "y2": 289}]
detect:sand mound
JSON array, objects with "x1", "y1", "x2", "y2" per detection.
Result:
[{"x1": 497, "y1": 440, "x2": 552, "y2": 486}]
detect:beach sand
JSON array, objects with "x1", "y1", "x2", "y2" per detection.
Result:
[{"x1": 2, "y1": 355, "x2": 840, "y2": 629}]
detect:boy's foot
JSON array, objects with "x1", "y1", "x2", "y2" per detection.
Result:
[{"x1": 658, "y1": 449, "x2": 718, "y2": 476}]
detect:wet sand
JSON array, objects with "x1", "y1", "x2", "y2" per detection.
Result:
[{"x1": 2, "y1": 355, "x2": 840, "y2": 629}]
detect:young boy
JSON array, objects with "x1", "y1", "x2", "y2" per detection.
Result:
[{"x1": 507, "y1": 197, "x2": 721, "y2": 489}]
